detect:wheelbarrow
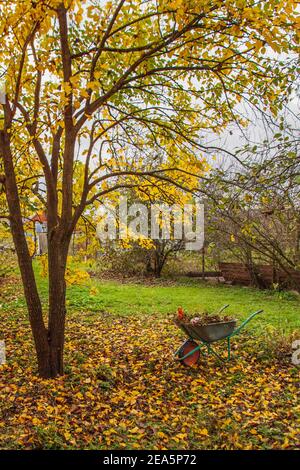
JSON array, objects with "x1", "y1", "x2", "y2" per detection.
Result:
[{"x1": 174, "y1": 305, "x2": 264, "y2": 366}]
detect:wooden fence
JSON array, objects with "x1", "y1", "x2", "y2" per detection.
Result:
[{"x1": 219, "y1": 262, "x2": 300, "y2": 291}]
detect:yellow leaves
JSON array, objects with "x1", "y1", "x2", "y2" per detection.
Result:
[
  {"x1": 69, "y1": 75, "x2": 80, "y2": 87},
  {"x1": 118, "y1": 238, "x2": 132, "y2": 250},
  {"x1": 235, "y1": 0, "x2": 246, "y2": 8},
  {"x1": 221, "y1": 48, "x2": 234, "y2": 61},
  {"x1": 1, "y1": 2, "x2": 296, "y2": 227},
  {"x1": 73, "y1": 4, "x2": 83, "y2": 25},
  {"x1": 262, "y1": 32, "x2": 282, "y2": 53},
  {"x1": 61, "y1": 81, "x2": 72, "y2": 96},
  {"x1": 282, "y1": 438, "x2": 292, "y2": 449},
  {"x1": 85, "y1": 390, "x2": 95, "y2": 400},
  {"x1": 86, "y1": 5, "x2": 99, "y2": 21},
  {"x1": 57, "y1": 119, "x2": 65, "y2": 129},
  {"x1": 63, "y1": 431, "x2": 72, "y2": 441},
  {"x1": 86, "y1": 81, "x2": 100, "y2": 92},
  {"x1": 79, "y1": 88, "x2": 89, "y2": 99},
  {"x1": 27, "y1": 237, "x2": 35, "y2": 257},
  {"x1": 157, "y1": 431, "x2": 167, "y2": 438},
  {"x1": 65, "y1": 267, "x2": 90, "y2": 286},
  {"x1": 230, "y1": 25, "x2": 242, "y2": 38},
  {"x1": 137, "y1": 237, "x2": 155, "y2": 250},
  {"x1": 103, "y1": 428, "x2": 117, "y2": 436},
  {"x1": 55, "y1": 396, "x2": 64, "y2": 403},
  {"x1": 31, "y1": 417, "x2": 41, "y2": 426},
  {"x1": 39, "y1": 254, "x2": 48, "y2": 278},
  {"x1": 38, "y1": 255, "x2": 90, "y2": 286},
  {"x1": 89, "y1": 286, "x2": 99, "y2": 297},
  {"x1": 129, "y1": 426, "x2": 144, "y2": 435},
  {"x1": 172, "y1": 432, "x2": 187, "y2": 442},
  {"x1": 94, "y1": 71, "x2": 102, "y2": 80},
  {"x1": 199, "y1": 428, "x2": 209, "y2": 436},
  {"x1": 0, "y1": 284, "x2": 300, "y2": 451},
  {"x1": 254, "y1": 39, "x2": 265, "y2": 52},
  {"x1": 169, "y1": 0, "x2": 184, "y2": 8}
]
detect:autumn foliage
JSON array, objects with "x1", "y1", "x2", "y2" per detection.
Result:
[
  {"x1": 0, "y1": 1, "x2": 299, "y2": 378},
  {"x1": 1, "y1": 275, "x2": 299, "y2": 450}
]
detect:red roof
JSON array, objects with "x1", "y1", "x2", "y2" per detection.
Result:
[{"x1": 31, "y1": 212, "x2": 47, "y2": 223}]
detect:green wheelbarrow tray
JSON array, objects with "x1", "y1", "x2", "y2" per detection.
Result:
[{"x1": 174, "y1": 306, "x2": 264, "y2": 366}]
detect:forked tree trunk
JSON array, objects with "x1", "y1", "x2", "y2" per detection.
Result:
[{"x1": 1, "y1": 129, "x2": 71, "y2": 379}]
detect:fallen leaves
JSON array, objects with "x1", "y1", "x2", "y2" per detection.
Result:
[{"x1": 0, "y1": 279, "x2": 299, "y2": 450}]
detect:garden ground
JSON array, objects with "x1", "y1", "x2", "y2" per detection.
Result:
[{"x1": 0, "y1": 269, "x2": 299, "y2": 449}]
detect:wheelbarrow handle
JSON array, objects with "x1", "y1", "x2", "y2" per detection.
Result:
[
  {"x1": 218, "y1": 304, "x2": 230, "y2": 314},
  {"x1": 231, "y1": 309, "x2": 264, "y2": 337}
]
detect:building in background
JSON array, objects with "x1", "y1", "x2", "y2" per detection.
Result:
[{"x1": 30, "y1": 212, "x2": 48, "y2": 255}]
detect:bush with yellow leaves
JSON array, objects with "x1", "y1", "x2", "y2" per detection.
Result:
[{"x1": 38, "y1": 255, "x2": 90, "y2": 286}]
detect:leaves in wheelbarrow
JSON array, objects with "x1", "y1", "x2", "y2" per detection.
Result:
[
  {"x1": 175, "y1": 312, "x2": 235, "y2": 326},
  {"x1": 190, "y1": 313, "x2": 235, "y2": 325}
]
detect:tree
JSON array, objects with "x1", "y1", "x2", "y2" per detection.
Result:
[
  {"x1": 0, "y1": 0, "x2": 298, "y2": 377},
  {"x1": 204, "y1": 119, "x2": 300, "y2": 288}
]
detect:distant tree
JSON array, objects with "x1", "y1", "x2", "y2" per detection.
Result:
[{"x1": 205, "y1": 124, "x2": 300, "y2": 287}]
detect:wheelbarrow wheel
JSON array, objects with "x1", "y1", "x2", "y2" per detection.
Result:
[{"x1": 178, "y1": 340, "x2": 200, "y2": 366}]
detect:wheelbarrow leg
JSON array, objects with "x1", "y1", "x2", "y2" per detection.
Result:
[
  {"x1": 204, "y1": 339, "x2": 232, "y2": 363},
  {"x1": 207, "y1": 344, "x2": 228, "y2": 363},
  {"x1": 225, "y1": 309, "x2": 264, "y2": 361}
]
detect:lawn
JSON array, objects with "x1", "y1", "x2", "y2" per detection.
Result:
[
  {"x1": 44, "y1": 274, "x2": 299, "y2": 334},
  {"x1": 0, "y1": 268, "x2": 299, "y2": 450}
]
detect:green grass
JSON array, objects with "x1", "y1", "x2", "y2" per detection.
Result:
[
  {"x1": 5, "y1": 260, "x2": 299, "y2": 335},
  {"x1": 31, "y1": 266, "x2": 300, "y2": 335}
]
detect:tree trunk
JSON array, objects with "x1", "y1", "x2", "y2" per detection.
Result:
[
  {"x1": 1, "y1": 129, "x2": 73, "y2": 378},
  {"x1": 0, "y1": 130, "x2": 51, "y2": 377},
  {"x1": 47, "y1": 237, "x2": 70, "y2": 377},
  {"x1": 201, "y1": 246, "x2": 205, "y2": 279},
  {"x1": 145, "y1": 253, "x2": 154, "y2": 275},
  {"x1": 245, "y1": 251, "x2": 266, "y2": 289},
  {"x1": 154, "y1": 251, "x2": 164, "y2": 277},
  {"x1": 295, "y1": 215, "x2": 300, "y2": 265}
]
